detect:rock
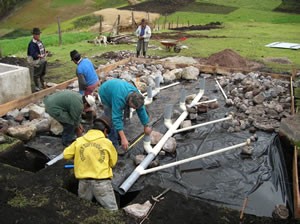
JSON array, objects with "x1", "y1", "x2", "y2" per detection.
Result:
[
  {"x1": 27, "y1": 104, "x2": 45, "y2": 120},
  {"x1": 181, "y1": 66, "x2": 199, "y2": 80},
  {"x1": 160, "y1": 56, "x2": 197, "y2": 65},
  {"x1": 197, "y1": 104, "x2": 208, "y2": 113},
  {"x1": 30, "y1": 118, "x2": 51, "y2": 133},
  {"x1": 150, "y1": 131, "x2": 163, "y2": 145},
  {"x1": 7, "y1": 125, "x2": 37, "y2": 141},
  {"x1": 49, "y1": 118, "x2": 63, "y2": 135},
  {"x1": 180, "y1": 120, "x2": 192, "y2": 129},
  {"x1": 162, "y1": 137, "x2": 177, "y2": 154},
  {"x1": 135, "y1": 154, "x2": 145, "y2": 165},
  {"x1": 6, "y1": 109, "x2": 20, "y2": 118},
  {"x1": 208, "y1": 101, "x2": 219, "y2": 109},
  {"x1": 0, "y1": 135, "x2": 6, "y2": 144},
  {"x1": 0, "y1": 118, "x2": 9, "y2": 134},
  {"x1": 225, "y1": 98, "x2": 234, "y2": 106},
  {"x1": 14, "y1": 114, "x2": 25, "y2": 123},
  {"x1": 123, "y1": 200, "x2": 152, "y2": 219},
  {"x1": 188, "y1": 113, "x2": 198, "y2": 120}
]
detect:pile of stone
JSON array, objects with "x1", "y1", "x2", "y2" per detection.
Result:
[
  {"x1": 0, "y1": 57, "x2": 292, "y2": 144},
  {"x1": 0, "y1": 102, "x2": 63, "y2": 142},
  {"x1": 219, "y1": 72, "x2": 291, "y2": 133}
]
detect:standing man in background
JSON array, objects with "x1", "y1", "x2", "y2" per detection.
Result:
[
  {"x1": 27, "y1": 27, "x2": 48, "y2": 92},
  {"x1": 135, "y1": 19, "x2": 151, "y2": 58},
  {"x1": 70, "y1": 50, "x2": 100, "y2": 96}
]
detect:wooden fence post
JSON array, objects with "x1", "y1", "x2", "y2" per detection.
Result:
[
  {"x1": 99, "y1": 15, "x2": 102, "y2": 35},
  {"x1": 163, "y1": 15, "x2": 167, "y2": 29},
  {"x1": 57, "y1": 17, "x2": 62, "y2": 46},
  {"x1": 117, "y1": 15, "x2": 120, "y2": 35}
]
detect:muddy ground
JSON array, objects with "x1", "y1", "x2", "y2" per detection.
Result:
[{"x1": 0, "y1": 137, "x2": 298, "y2": 224}]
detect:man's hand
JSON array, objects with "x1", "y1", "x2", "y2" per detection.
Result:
[
  {"x1": 75, "y1": 124, "x2": 84, "y2": 137},
  {"x1": 144, "y1": 126, "x2": 152, "y2": 135},
  {"x1": 121, "y1": 137, "x2": 129, "y2": 151},
  {"x1": 119, "y1": 130, "x2": 129, "y2": 150}
]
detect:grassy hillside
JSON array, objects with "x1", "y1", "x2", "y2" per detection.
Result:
[
  {"x1": 0, "y1": 0, "x2": 127, "y2": 37},
  {"x1": 0, "y1": 0, "x2": 300, "y2": 83}
]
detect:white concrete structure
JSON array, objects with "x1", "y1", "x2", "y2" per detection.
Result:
[{"x1": 0, "y1": 63, "x2": 31, "y2": 104}]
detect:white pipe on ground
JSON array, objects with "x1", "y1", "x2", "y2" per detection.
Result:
[
  {"x1": 193, "y1": 98, "x2": 217, "y2": 106},
  {"x1": 215, "y1": 78, "x2": 228, "y2": 100},
  {"x1": 174, "y1": 115, "x2": 233, "y2": 134},
  {"x1": 119, "y1": 79, "x2": 205, "y2": 194},
  {"x1": 142, "y1": 81, "x2": 180, "y2": 97},
  {"x1": 140, "y1": 139, "x2": 251, "y2": 175},
  {"x1": 46, "y1": 152, "x2": 63, "y2": 166}
]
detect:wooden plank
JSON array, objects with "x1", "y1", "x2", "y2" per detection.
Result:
[
  {"x1": 0, "y1": 78, "x2": 77, "y2": 117},
  {"x1": 96, "y1": 57, "x2": 130, "y2": 75},
  {"x1": 293, "y1": 146, "x2": 300, "y2": 218}
]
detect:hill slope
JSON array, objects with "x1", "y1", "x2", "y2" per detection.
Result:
[{"x1": 0, "y1": 0, "x2": 127, "y2": 36}]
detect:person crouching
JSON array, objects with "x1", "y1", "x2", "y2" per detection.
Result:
[{"x1": 63, "y1": 115, "x2": 118, "y2": 210}]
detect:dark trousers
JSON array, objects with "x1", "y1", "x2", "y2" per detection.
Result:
[{"x1": 61, "y1": 122, "x2": 76, "y2": 146}]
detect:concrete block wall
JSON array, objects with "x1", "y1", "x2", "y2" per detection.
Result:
[{"x1": 0, "y1": 63, "x2": 32, "y2": 104}]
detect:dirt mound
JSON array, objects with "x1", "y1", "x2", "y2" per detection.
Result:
[
  {"x1": 120, "y1": 0, "x2": 194, "y2": 14},
  {"x1": 206, "y1": 49, "x2": 248, "y2": 68},
  {"x1": 0, "y1": 57, "x2": 29, "y2": 67},
  {"x1": 91, "y1": 8, "x2": 160, "y2": 33},
  {"x1": 171, "y1": 22, "x2": 223, "y2": 31}
]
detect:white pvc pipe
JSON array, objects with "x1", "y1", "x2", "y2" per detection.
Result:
[
  {"x1": 215, "y1": 78, "x2": 228, "y2": 100},
  {"x1": 174, "y1": 115, "x2": 232, "y2": 134},
  {"x1": 46, "y1": 152, "x2": 63, "y2": 166},
  {"x1": 140, "y1": 139, "x2": 251, "y2": 175},
  {"x1": 119, "y1": 79, "x2": 205, "y2": 194},
  {"x1": 193, "y1": 99, "x2": 217, "y2": 106},
  {"x1": 142, "y1": 82, "x2": 180, "y2": 96}
]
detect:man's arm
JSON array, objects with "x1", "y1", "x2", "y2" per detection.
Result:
[{"x1": 63, "y1": 141, "x2": 76, "y2": 160}]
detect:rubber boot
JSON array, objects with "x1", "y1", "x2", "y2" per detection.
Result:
[
  {"x1": 136, "y1": 51, "x2": 140, "y2": 58},
  {"x1": 33, "y1": 76, "x2": 40, "y2": 91},
  {"x1": 40, "y1": 76, "x2": 45, "y2": 89}
]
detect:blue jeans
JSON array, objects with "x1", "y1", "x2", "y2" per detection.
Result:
[
  {"x1": 61, "y1": 122, "x2": 76, "y2": 146},
  {"x1": 103, "y1": 106, "x2": 120, "y2": 148}
]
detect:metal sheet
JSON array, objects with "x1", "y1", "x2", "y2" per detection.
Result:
[{"x1": 266, "y1": 42, "x2": 300, "y2": 50}]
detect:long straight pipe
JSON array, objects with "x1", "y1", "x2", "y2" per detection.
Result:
[
  {"x1": 215, "y1": 78, "x2": 228, "y2": 100},
  {"x1": 119, "y1": 79, "x2": 205, "y2": 194},
  {"x1": 140, "y1": 139, "x2": 250, "y2": 175},
  {"x1": 174, "y1": 115, "x2": 232, "y2": 134}
]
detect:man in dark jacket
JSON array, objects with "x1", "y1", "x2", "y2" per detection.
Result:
[
  {"x1": 27, "y1": 27, "x2": 48, "y2": 92},
  {"x1": 44, "y1": 90, "x2": 96, "y2": 146}
]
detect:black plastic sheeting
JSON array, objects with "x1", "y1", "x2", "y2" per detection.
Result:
[{"x1": 112, "y1": 78, "x2": 293, "y2": 218}]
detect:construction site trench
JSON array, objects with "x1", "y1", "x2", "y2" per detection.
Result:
[{"x1": 0, "y1": 52, "x2": 298, "y2": 224}]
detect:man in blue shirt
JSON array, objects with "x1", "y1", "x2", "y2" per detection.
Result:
[
  {"x1": 99, "y1": 79, "x2": 152, "y2": 150},
  {"x1": 70, "y1": 50, "x2": 100, "y2": 96}
]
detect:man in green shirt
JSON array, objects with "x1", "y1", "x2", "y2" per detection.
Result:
[{"x1": 44, "y1": 90, "x2": 95, "y2": 146}]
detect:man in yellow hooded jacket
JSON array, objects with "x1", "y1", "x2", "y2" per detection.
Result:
[{"x1": 63, "y1": 115, "x2": 118, "y2": 210}]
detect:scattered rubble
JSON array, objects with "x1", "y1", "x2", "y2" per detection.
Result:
[{"x1": 0, "y1": 53, "x2": 292, "y2": 142}]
